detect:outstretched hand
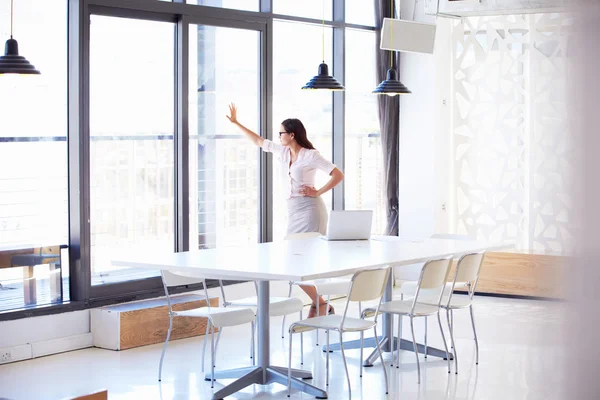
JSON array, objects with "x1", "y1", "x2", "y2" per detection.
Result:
[{"x1": 226, "y1": 103, "x2": 238, "y2": 124}]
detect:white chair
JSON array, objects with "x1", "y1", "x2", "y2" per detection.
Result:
[
  {"x1": 286, "y1": 267, "x2": 391, "y2": 399},
  {"x1": 281, "y1": 232, "x2": 356, "y2": 346},
  {"x1": 396, "y1": 234, "x2": 473, "y2": 298},
  {"x1": 440, "y1": 251, "x2": 486, "y2": 373},
  {"x1": 394, "y1": 234, "x2": 472, "y2": 354},
  {"x1": 363, "y1": 257, "x2": 453, "y2": 382},
  {"x1": 215, "y1": 279, "x2": 305, "y2": 363},
  {"x1": 157, "y1": 270, "x2": 256, "y2": 388}
]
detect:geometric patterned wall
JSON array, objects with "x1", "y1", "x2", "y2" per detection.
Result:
[{"x1": 452, "y1": 14, "x2": 575, "y2": 252}]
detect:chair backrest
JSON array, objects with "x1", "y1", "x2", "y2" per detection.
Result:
[
  {"x1": 161, "y1": 270, "x2": 208, "y2": 312},
  {"x1": 348, "y1": 267, "x2": 391, "y2": 302},
  {"x1": 340, "y1": 266, "x2": 391, "y2": 329},
  {"x1": 284, "y1": 232, "x2": 322, "y2": 240},
  {"x1": 413, "y1": 257, "x2": 453, "y2": 306},
  {"x1": 161, "y1": 270, "x2": 205, "y2": 287},
  {"x1": 454, "y1": 252, "x2": 485, "y2": 284},
  {"x1": 447, "y1": 251, "x2": 486, "y2": 303}
]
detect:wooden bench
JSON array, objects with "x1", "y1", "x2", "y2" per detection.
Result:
[
  {"x1": 455, "y1": 250, "x2": 570, "y2": 299},
  {"x1": 0, "y1": 244, "x2": 67, "y2": 305},
  {"x1": 91, "y1": 294, "x2": 219, "y2": 350}
]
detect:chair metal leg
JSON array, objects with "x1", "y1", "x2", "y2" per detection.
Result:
[
  {"x1": 450, "y1": 309, "x2": 454, "y2": 349},
  {"x1": 315, "y1": 292, "x2": 320, "y2": 346},
  {"x1": 360, "y1": 331, "x2": 364, "y2": 377},
  {"x1": 282, "y1": 281, "x2": 293, "y2": 338},
  {"x1": 210, "y1": 323, "x2": 215, "y2": 388},
  {"x1": 447, "y1": 309, "x2": 458, "y2": 374},
  {"x1": 410, "y1": 317, "x2": 421, "y2": 384},
  {"x1": 374, "y1": 326, "x2": 389, "y2": 395},
  {"x1": 158, "y1": 313, "x2": 173, "y2": 382},
  {"x1": 396, "y1": 314, "x2": 401, "y2": 368},
  {"x1": 325, "y1": 327, "x2": 330, "y2": 386},
  {"x1": 470, "y1": 305, "x2": 479, "y2": 365},
  {"x1": 251, "y1": 321, "x2": 256, "y2": 366},
  {"x1": 339, "y1": 332, "x2": 352, "y2": 399},
  {"x1": 437, "y1": 311, "x2": 452, "y2": 374},
  {"x1": 201, "y1": 319, "x2": 210, "y2": 373},
  {"x1": 287, "y1": 331, "x2": 293, "y2": 397},
  {"x1": 214, "y1": 326, "x2": 223, "y2": 366},
  {"x1": 424, "y1": 316, "x2": 428, "y2": 358},
  {"x1": 299, "y1": 310, "x2": 304, "y2": 365}
]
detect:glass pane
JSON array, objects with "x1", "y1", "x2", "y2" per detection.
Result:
[
  {"x1": 186, "y1": 0, "x2": 259, "y2": 11},
  {"x1": 89, "y1": 16, "x2": 175, "y2": 285},
  {"x1": 346, "y1": 0, "x2": 376, "y2": 26},
  {"x1": 0, "y1": 1, "x2": 69, "y2": 312},
  {"x1": 189, "y1": 25, "x2": 260, "y2": 249},
  {"x1": 344, "y1": 29, "x2": 386, "y2": 234},
  {"x1": 273, "y1": 0, "x2": 332, "y2": 21},
  {"x1": 273, "y1": 21, "x2": 333, "y2": 240}
]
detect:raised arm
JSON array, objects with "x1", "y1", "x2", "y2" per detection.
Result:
[{"x1": 226, "y1": 103, "x2": 264, "y2": 147}]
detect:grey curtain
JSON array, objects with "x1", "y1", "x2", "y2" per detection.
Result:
[{"x1": 375, "y1": 0, "x2": 400, "y2": 236}]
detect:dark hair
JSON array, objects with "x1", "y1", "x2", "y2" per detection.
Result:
[{"x1": 281, "y1": 118, "x2": 315, "y2": 150}]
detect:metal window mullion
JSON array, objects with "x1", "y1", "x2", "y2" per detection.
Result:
[
  {"x1": 68, "y1": 0, "x2": 91, "y2": 303},
  {"x1": 260, "y1": 20, "x2": 273, "y2": 243},
  {"x1": 175, "y1": 15, "x2": 190, "y2": 252},
  {"x1": 260, "y1": 0, "x2": 272, "y2": 13},
  {"x1": 332, "y1": 0, "x2": 345, "y2": 211}
]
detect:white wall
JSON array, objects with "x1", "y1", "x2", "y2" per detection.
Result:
[{"x1": 398, "y1": 1, "x2": 453, "y2": 237}]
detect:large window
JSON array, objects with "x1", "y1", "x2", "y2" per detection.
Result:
[
  {"x1": 345, "y1": 0, "x2": 375, "y2": 26},
  {"x1": 273, "y1": 0, "x2": 333, "y2": 20},
  {"x1": 0, "y1": 0, "x2": 69, "y2": 312},
  {"x1": 272, "y1": 20, "x2": 334, "y2": 239},
  {"x1": 188, "y1": 24, "x2": 261, "y2": 249},
  {"x1": 89, "y1": 16, "x2": 175, "y2": 285},
  {"x1": 1, "y1": 1, "x2": 386, "y2": 318},
  {"x1": 344, "y1": 28, "x2": 386, "y2": 234},
  {"x1": 186, "y1": 0, "x2": 259, "y2": 11}
]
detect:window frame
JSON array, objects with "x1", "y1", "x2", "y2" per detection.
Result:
[{"x1": 0, "y1": 0, "x2": 377, "y2": 321}]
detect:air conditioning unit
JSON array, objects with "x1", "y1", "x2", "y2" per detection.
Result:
[{"x1": 424, "y1": 0, "x2": 569, "y2": 18}]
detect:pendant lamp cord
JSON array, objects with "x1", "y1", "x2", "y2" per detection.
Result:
[
  {"x1": 390, "y1": 0, "x2": 394, "y2": 69},
  {"x1": 10, "y1": 0, "x2": 14, "y2": 38},
  {"x1": 322, "y1": 0, "x2": 325, "y2": 63}
]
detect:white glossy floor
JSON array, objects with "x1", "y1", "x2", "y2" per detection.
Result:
[{"x1": 0, "y1": 294, "x2": 565, "y2": 400}]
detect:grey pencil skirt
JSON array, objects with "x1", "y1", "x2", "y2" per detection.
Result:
[{"x1": 286, "y1": 196, "x2": 328, "y2": 235}]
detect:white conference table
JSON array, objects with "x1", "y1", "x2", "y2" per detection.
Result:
[{"x1": 113, "y1": 236, "x2": 507, "y2": 399}]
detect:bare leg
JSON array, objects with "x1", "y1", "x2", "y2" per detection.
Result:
[{"x1": 298, "y1": 285, "x2": 331, "y2": 318}]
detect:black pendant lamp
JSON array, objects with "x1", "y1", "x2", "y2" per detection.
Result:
[
  {"x1": 301, "y1": 0, "x2": 344, "y2": 91},
  {"x1": 373, "y1": 68, "x2": 411, "y2": 95},
  {"x1": 0, "y1": 0, "x2": 40, "y2": 75},
  {"x1": 373, "y1": 0, "x2": 409, "y2": 96}
]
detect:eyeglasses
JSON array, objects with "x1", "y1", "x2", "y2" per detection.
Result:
[{"x1": 278, "y1": 131, "x2": 290, "y2": 137}]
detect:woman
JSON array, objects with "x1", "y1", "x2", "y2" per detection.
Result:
[{"x1": 227, "y1": 103, "x2": 344, "y2": 317}]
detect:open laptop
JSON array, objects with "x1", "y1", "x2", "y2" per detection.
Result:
[{"x1": 321, "y1": 210, "x2": 373, "y2": 241}]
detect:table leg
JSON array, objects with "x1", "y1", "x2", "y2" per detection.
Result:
[{"x1": 206, "y1": 281, "x2": 327, "y2": 400}]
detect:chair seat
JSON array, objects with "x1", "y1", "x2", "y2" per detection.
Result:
[
  {"x1": 439, "y1": 295, "x2": 473, "y2": 310},
  {"x1": 295, "y1": 277, "x2": 352, "y2": 296},
  {"x1": 363, "y1": 300, "x2": 440, "y2": 318},
  {"x1": 174, "y1": 306, "x2": 255, "y2": 328},
  {"x1": 290, "y1": 314, "x2": 376, "y2": 334},
  {"x1": 225, "y1": 296, "x2": 304, "y2": 317}
]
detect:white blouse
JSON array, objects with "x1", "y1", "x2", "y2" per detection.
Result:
[{"x1": 262, "y1": 138, "x2": 336, "y2": 199}]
